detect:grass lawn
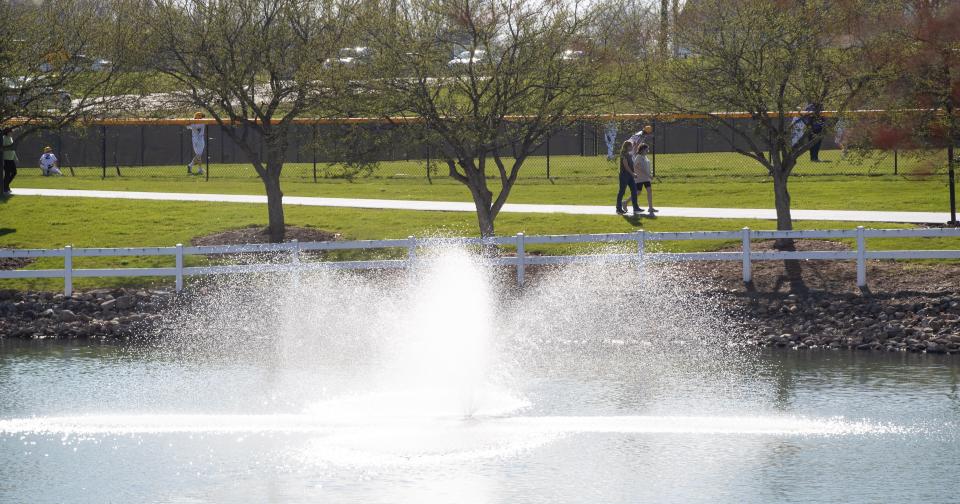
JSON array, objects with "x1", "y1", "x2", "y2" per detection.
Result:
[
  {"x1": 12, "y1": 152, "x2": 959, "y2": 213},
  {"x1": 3, "y1": 195, "x2": 955, "y2": 292}
]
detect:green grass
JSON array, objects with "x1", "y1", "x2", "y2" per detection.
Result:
[
  {"x1": 15, "y1": 155, "x2": 958, "y2": 213},
  {"x1": 3, "y1": 195, "x2": 955, "y2": 292}
]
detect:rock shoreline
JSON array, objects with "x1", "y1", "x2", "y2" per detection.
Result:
[
  {"x1": 0, "y1": 288, "x2": 173, "y2": 339},
  {"x1": 1, "y1": 287, "x2": 958, "y2": 353},
  {"x1": 712, "y1": 289, "x2": 960, "y2": 354}
]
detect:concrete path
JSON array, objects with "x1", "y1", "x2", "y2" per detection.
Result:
[{"x1": 11, "y1": 187, "x2": 954, "y2": 224}]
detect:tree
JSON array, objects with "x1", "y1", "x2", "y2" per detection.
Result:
[
  {"x1": 852, "y1": 0, "x2": 960, "y2": 223},
  {"x1": 365, "y1": 0, "x2": 612, "y2": 237},
  {"x1": 145, "y1": 0, "x2": 357, "y2": 242},
  {"x1": 0, "y1": 0, "x2": 138, "y2": 148},
  {"x1": 632, "y1": 0, "x2": 886, "y2": 237}
]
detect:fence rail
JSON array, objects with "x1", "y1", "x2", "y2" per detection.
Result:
[{"x1": 3, "y1": 227, "x2": 960, "y2": 296}]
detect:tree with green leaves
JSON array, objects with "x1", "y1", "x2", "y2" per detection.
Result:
[
  {"x1": 851, "y1": 0, "x2": 960, "y2": 223},
  {"x1": 363, "y1": 0, "x2": 613, "y2": 237},
  {"x1": 0, "y1": 0, "x2": 139, "y2": 153},
  {"x1": 144, "y1": 0, "x2": 359, "y2": 242},
  {"x1": 632, "y1": 0, "x2": 889, "y2": 238}
]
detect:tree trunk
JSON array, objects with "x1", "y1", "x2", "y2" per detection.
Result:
[
  {"x1": 772, "y1": 170, "x2": 793, "y2": 249},
  {"x1": 263, "y1": 170, "x2": 285, "y2": 243},
  {"x1": 475, "y1": 205, "x2": 495, "y2": 238}
]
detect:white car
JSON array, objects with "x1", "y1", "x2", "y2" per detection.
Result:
[
  {"x1": 1, "y1": 76, "x2": 72, "y2": 110},
  {"x1": 448, "y1": 49, "x2": 491, "y2": 67},
  {"x1": 323, "y1": 47, "x2": 372, "y2": 69}
]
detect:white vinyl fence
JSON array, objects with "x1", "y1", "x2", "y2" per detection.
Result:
[{"x1": 2, "y1": 226, "x2": 959, "y2": 296}]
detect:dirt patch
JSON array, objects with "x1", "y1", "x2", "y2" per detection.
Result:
[
  {"x1": 191, "y1": 225, "x2": 340, "y2": 247},
  {"x1": 683, "y1": 239, "x2": 960, "y2": 296},
  {"x1": 0, "y1": 257, "x2": 33, "y2": 271}
]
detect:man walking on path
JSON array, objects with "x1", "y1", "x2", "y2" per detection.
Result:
[
  {"x1": 2, "y1": 128, "x2": 18, "y2": 195},
  {"x1": 615, "y1": 140, "x2": 642, "y2": 215}
]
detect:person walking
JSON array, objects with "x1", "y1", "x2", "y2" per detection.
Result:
[
  {"x1": 615, "y1": 140, "x2": 642, "y2": 215},
  {"x1": 186, "y1": 112, "x2": 206, "y2": 175},
  {"x1": 2, "y1": 128, "x2": 18, "y2": 195},
  {"x1": 633, "y1": 143, "x2": 657, "y2": 214}
]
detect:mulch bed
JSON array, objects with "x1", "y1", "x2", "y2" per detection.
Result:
[
  {"x1": 684, "y1": 238, "x2": 960, "y2": 296},
  {"x1": 0, "y1": 258, "x2": 33, "y2": 271},
  {"x1": 191, "y1": 225, "x2": 339, "y2": 247}
]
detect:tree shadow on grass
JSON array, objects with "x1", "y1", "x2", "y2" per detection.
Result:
[{"x1": 0, "y1": 228, "x2": 14, "y2": 238}]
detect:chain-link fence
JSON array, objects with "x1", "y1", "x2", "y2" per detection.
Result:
[{"x1": 10, "y1": 118, "x2": 952, "y2": 182}]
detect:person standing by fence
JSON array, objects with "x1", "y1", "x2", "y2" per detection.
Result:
[
  {"x1": 2, "y1": 128, "x2": 18, "y2": 195},
  {"x1": 805, "y1": 103, "x2": 825, "y2": 162},
  {"x1": 186, "y1": 112, "x2": 206, "y2": 175},
  {"x1": 604, "y1": 120, "x2": 618, "y2": 160}
]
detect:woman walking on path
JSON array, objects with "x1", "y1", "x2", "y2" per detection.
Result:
[
  {"x1": 629, "y1": 143, "x2": 657, "y2": 214},
  {"x1": 615, "y1": 140, "x2": 642, "y2": 215}
]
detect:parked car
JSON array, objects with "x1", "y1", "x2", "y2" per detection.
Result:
[
  {"x1": 323, "y1": 47, "x2": 373, "y2": 69},
  {"x1": 447, "y1": 49, "x2": 493, "y2": 67},
  {"x1": 560, "y1": 49, "x2": 585, "y2": 61},
  {"x1": 1, "y1": 76, "x2": 72, "y2": 111},
  {"x1": 39, "y1": 54, "x2": 113, "y2": 73}
]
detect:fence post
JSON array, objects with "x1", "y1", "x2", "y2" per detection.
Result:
[
  {"x1": 407, "y1": 235, "x2": 417, "y2": 266},
  {"x1": 175, "y1": 243, "x2": 184, "y2": 292},
  {"x1": 312, "y1": 124, "x2": 318, "y2": 183},
  {"x1": 516, "y1": 232, "x2": 525, "y2": 288},
  {"x1": 741, "y1": 227, "x2": 752, "y2": 284},
  {"x1": 579, "y1": 122, "x2": 585, "y2": 156},
  {"x1": 426, "y1": 145, "x2": 432, "y2": 184},
  {"x1": 291, "y1": 239, "x2": 301, "y2": 288},
  {"x1": 893, "y1": 149, "x2": 898, "y2": 176},
  {"x1": 651, "y1": 119, "x2": 657, "y2": 177},
  {"x1": 291, "y1": 239, "x2": 300, "y2": 265},
  {"x1": 856, "y1": 226, "x2": 866, "y2": 288},
  {"x1": 205, "y1": 128, "x2": 211, "y2": 181},
  {"x1": 64, "y1": 245, "x2": 73, "y2": 297},
  {"x1": 100, "y1": 125, "x2": 106, "y2": 179},
  {"x1": 546, "y1": 134, "x2": 551, "y2": 179}
]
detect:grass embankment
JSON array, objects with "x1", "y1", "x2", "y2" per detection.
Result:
[
  {"x1": 4, "y1": 148, "x2": 957, "y2": 290},
  {"x1": 14, "y1": 159, "x2": 958, "y2": 213},
  {"x1": 3, "y1": 194, "x2": 954, "y2": 291}
]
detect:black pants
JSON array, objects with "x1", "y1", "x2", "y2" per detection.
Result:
[
  {"x1": 616, "y1": 170, "x2": 639, "y2": 210},
  {"x1": 2, "y1": 160, "x2": 15, "y2": 192},
  {"x1": 808, "y1": 133, "x2": 822, "y2": 161}
]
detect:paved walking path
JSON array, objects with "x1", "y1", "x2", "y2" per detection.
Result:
[{"x1": 12, "y1": 188, "x2": 954, "y2": 224}]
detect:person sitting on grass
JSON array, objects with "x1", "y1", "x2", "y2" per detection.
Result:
[
  {"x1": 622, "y1": 143, "x2": 657, "y2": 215},
  {"x1": 615, "y1": 140, "x2": 642, "y2": 215},
  {"x1": 39, "y1": 146, "x2": 62, "y2": 176}
]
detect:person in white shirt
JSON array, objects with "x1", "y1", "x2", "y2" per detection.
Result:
[
  {"x1": 621, "y1": 143, "x2": 657, "y2": 214},
  {"x1": 39, "y1": 146, "x2": 62, "y2": 176},
  {"x1": 628, "y1": 124, "x2": 653, "y2": 154},
  {"x1": 604, "y1": 120, "x2": 618, "y2": 160},
  {"x1": 187, "y1": 112, "x2": 206, "y2": 175}
]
